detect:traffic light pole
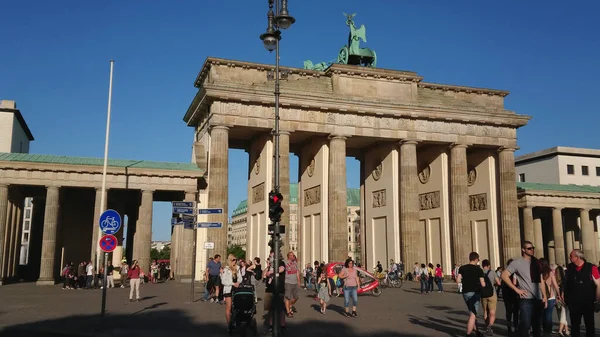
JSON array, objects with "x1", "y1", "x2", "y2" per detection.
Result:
[{"x1": 271, "y1": 0, "x2": 282, "y2": 335}]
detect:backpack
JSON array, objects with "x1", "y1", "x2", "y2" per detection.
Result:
[
  {"x1": 420, "y1": 268, "x2": 428, "y2": 280},
  {"x1": 255, "y1": 266, "x2": 262, "y2": 280},
  {"x1": 481, "y1": 270, "x2": 494, "y2": 298}
]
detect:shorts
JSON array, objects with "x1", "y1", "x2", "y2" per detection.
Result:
[
  {"x1": 463, "y1": 291, "x2": 481, "y2": 316},
  {"x1": 208, "y1": 275, "x2": 221, "y2": 288},
  {"x1": 263, "y1": 292, "x2": 285, "y2": 312},
  {"x1": 223, "y1": 293, "x2": 232, "y2": 298},
  {"x1": 285, "y1": 283, "x2": 299, "y2": 300},
  {"x1": 481, "y1": 294, "x2": 497, "y2": 314}
]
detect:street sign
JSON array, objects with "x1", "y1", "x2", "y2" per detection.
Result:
[
  {"x1": 99, "y1": 234, "x2": 118, "y2": 253},
  {"x1": 173, "y1": 201, "x2": 194, "y2": 208},
  {"x1": 198, "y1": 208, "x2": 223, "y2": 215},
  {"x1": 173, "y1": 207, "x2": 195, "y2": 215},
  {"x1": 197, "y1": 222, "x2": 223, "y2": 228},
  {"x1": 204, "y1": 242, "x2": 215, "y2": 249},
  {"x1": 99, "y1": 209, "x2": 121, "y2": 235}
]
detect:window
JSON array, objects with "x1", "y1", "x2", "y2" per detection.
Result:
[
  {"x1": 23, "y1": 221, "x2": 30, "y2": 231},
  {"x1": 582, "y1": 166, "x2": 589, "y2": 176},
  {"x1": 25, "y1": 209, "x2": 31, "y2": 219},
  {"x1": 597, "y1": 167, "x2": 600, "y2": 176},
  {"x1": 23, "y1": 232, "x2": 29, "y2": 244},
  {"x1": 519, "y1": 173, "x2": 526, "y2": 182},
  {"x1": 567, "y1": 165, "x2": 574, "y2": 175}
]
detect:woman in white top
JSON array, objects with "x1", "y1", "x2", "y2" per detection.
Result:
[
  {"x1": 540, "y1": 258, "x2": 561, "y2": 336},
  {"x1": 552, "y1": 265, "x2": 570, "y2": 337},
  {"x1": 221, "y1": 254, "x2": 240, "y2": 326}
]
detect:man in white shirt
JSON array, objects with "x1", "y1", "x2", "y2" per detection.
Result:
[{"x1": 86, "y1": 261, "x2": 94, "y2": 289}]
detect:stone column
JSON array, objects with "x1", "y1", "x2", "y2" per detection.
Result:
[
  {"x1": 328, "y1": 135, "x2": 348, "y2": 262},
  {"x1": 400, "y1": 140, "x2": 420, "y2": 265},
  {"x1": 552, "y1": 208, "x2": 565, "y2": 266},
  {"x1": 565, "y1": 231, "x2": 574, "y2": 259},
  {"x1": 498, "y1": 147, "x2": 520, "y2": 260},
  {"x1": 208, "y1": 125, "x2": 229, "y2": 259},
  {"x1": 450, "y1": 144, "x2": 471, "y2": 264},
  {"x1": 580, "y1": 209, "x2": 597, "y2": 264},
  {"x1": 533, "y1": 216, "x2": 543, "y2": 258},
  {"x1": 133, "y1": 190, "x2": 153, "y2": 273},
  {"x1": 359, "y1": 156, "x2": 367, "y2": 267},
  {"x1": 178, "y1": 191, "x2": 196, "y2": 282},
  {"x1": 0, "y1": 184, "x2": 8, "y2": 283},
  {"x1": 522, "y1": 207, "x2": 534, "y2": 243},
  {"x1": 548, "y1": 241, "x2": 555, "y2": 265},
  {"x1": 37, "y1": 186, "x2": 60, "y2": 285},
  {"x1": 279, "y1": 131, "x2": 291, "y2": 251},
  {"x1": 90, "y1": 188, "x2": 107, "y2": 262}
]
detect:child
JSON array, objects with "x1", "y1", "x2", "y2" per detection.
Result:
[{"x1": 317, "y1": 272, "x2": 332, "y2": 314}]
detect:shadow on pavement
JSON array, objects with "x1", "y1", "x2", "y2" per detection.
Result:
[{"x1": 0, "y1": 309, "x2": 434, "y2": 337}]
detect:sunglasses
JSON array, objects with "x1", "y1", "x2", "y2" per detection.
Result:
[
  {"x1": 525, "y1": 247, "x2": 535, "y2": 251},
  {"x1": 232, "y1": 259, "x2": 237, "y2": 262}
]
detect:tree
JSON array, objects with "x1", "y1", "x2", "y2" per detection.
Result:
[
  {"x1": 227, "y1": 245, "x2": 246, "y2": 261},
  {"x1": 150, "y1": 248, "x2": 161, "y2": 261},
  {"x1": 150, "y1": 246, "x2": 171, "y2": 261}
]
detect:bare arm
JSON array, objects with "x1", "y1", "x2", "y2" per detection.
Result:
[
  {"x1": 595, "y1": 277, "x2": 600, "y2": 302},
  {"x1": 479, "y1": 277, "x2": 486, "y2": 288}
]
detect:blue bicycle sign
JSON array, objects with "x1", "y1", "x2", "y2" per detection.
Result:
[{"x1": 99, "y1": 209, "x2": 121, "y2": 235}]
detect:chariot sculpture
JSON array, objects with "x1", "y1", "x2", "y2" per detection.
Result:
[{"x1": 303, "y1": 13, "x2": 377, "y2": 71}]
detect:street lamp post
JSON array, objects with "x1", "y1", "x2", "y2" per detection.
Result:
[{"x1": 260, "y1": 1, "x2": 295, "y2": 336}]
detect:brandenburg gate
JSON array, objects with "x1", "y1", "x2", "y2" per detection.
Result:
[{"x1": 184, "y1": 56, "x2": 530, "y2": 272}]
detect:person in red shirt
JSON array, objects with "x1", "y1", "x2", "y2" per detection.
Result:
[{"x1": 562, "y1": 249, "x2": 600, "y2": 337}]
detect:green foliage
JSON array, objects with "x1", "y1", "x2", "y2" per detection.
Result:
[
  {"x1": 227, "y1": 245, "x2": 246, "y2": 261},
  {"x1": 150, "y1": 245, "x2": 171, "y2": 260}
]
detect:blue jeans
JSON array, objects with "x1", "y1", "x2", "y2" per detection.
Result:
[
  {"x1": 436, "y1": 278, "x2": 444, "y2": 292},
  {"x1": 518, "y1": 299, "x2": 543, "y2": 337},
  {"x1": 543, "y1": 299, "x2": 556, "y2": 334},
  {"x1": 343, "y1": 286, "x2": 358, "y2": 308},
  {"x1": 420, "y1": 278, "x2": 428, "y2": 293}
]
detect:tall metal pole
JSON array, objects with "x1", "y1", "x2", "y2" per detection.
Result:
[
  {"x1": 190, "y1": 195, "x2": 198, "y2": 302},
  {"x1": 100, "y1": 59, "x2": 115, "y2": 317},
  {"x1": 271, "y1": 0, "x2": 282, "y2": 335}
]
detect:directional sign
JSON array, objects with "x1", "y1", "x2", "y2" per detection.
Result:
[
  {"x1": 204, "y1": 242, "x2": 215, "y2": 249},
  {"x1": 99, "y1": 234, "x2": 118, "y2": 253},
  {"x1": 99, "y1": 209, "x2": 121, "y2": 235},
  {"x1": 173, "y1": 201, "x2": 194, "y2": 208},
  {"x1": 198, "y1": 208, "x2": 223, "y2": 215},
  {"x1": 197, "y1": 222, "x2": 223, "y2": 229},
  {"x1": 173, "y1": 207, "x2": 195, "y2": 215},
  {"x1": 183, "y1": 222, "x2": 195, "y2": 230}
]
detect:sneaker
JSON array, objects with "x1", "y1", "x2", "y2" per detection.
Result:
[
  {"x1": 485, "y1": 326, "x2": 493, "y2": 336},
  {"x1": 291, "y1": 306, "x2": 298, "y2": 313},
  {"x1": 265, "y1": 327, "x2": 273, "y2": 335},
  {"x1": 209, "y1": 298, "x2": 214, "y2": 303},
  {"x1": 344, "y1": 311, "x2": 350, "y2": 318},
  {"x1": 351, "y1": 311, "x2": 357, "y2": 317}
]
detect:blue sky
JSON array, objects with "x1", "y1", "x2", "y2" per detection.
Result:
[{"x1": 2, "y1": 1, "x2": 599, "y2": 241}]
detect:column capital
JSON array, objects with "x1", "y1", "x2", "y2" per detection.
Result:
[
  {"x1": 209, "y1": 124, "x2": 230, "y2": 132},
  {"x1": 553, "y1": 207, "x2": 563, "y2": 211},
  {"x1": 328, "y1": 134, "x2": 348, "y2": 141},
  {"x1": 279, "y1": 130, "x2": 292, "y2": 136},
  {"x1": 0, "y1": 183, "x2": 8, "y2": 188},
  {"x1": 399, "y1": 139, "x2": 419, "y2": 146},
  {"x1": 579, "y1": 208, "x2": 590, "y2": 213},
  {"x1": 449, "y1": 143, "x2": 469, "y2": 150},
  {"x1": 141, "y1": 189, "x2": 155, "y2": 194},
  {"x1": 498, "y1": 146, "x2": 519, "y2": 153},
  {"x1": 46, "y1": 185, "x2": 60, "y2": 191}
]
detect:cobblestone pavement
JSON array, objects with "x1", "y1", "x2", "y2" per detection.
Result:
[{"x1": 0, "y1": 281, "x2": 598, "y2": 337}]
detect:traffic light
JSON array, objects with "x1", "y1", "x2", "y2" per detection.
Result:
[
  {"x1": 269, "y1": 190, "x2": 284, "y2": 223},
  {"x1": 268, "y1": 237, "x2": 284, "y2": 248},
  {"x1": 268, "y1": 223, "x2": 286, "y2": 235}
]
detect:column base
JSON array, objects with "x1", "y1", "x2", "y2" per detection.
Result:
[{"x1": 36, "y1": 279, "x2": 55, "y2": 286}]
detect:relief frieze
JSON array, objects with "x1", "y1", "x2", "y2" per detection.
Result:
[
  {"x1": 469, "y1": 193, "x2": 487, "y2": 212},
  {"x1": 252, "y1": 183, "x2": 265, "y2": 204},
  {"x1": 304, "y1": 185, "x2": 321, "y2": 206},
  {"x1": 372, "y1": 189, "x2": 386, "y2": 208},
  {"x1": 419, "y1": 191, "x2": 440, "y2": 211}
]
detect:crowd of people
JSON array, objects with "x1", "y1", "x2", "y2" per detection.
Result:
[
  {"x1": 456, "y1": 242, "x2": 600, "y2": 337},
  {"x1": 202, "y1": 252, "x2": 362, "y2": 334}
]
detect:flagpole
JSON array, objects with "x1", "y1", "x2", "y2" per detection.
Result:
[{"x1": 97, "y1": 60, "x2": 114, "y2": 299}]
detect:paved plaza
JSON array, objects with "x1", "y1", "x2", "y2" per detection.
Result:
[{"x1": 0, "y1": 281, "x2": 598, "y2": 337}]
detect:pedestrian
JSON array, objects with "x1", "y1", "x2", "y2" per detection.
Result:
[
  {"x1": 120, "y1": 261, "x2": 128, "y2": 288},
  {"x1": 418, "y1": 263, "x2": 429, "y2": 294},
  {"x1": 563, "y1": 249, "x2": 600, "y2": 337},
  {"x1": 264, "y1": 250, "x2": 286, "y2": 335},
  {"x1": 339, "y1": 258, "x2": 360, "y2": 317},
  {"x1": 500, "y1": 241, "x2": 547, "y2": 337},
  {"x1": 202, "y1": 254, "x2": 222, "y2": 303},
  {"x1": 481, "y1": 259, "x2": 501, "y2": 336},
  {"x1": 553, "y1": 265, "x2": 570, "y2": 336},
  {"x1": 284, "y1": 252, "x2": 301, "y2": 318},
  {"x1": 540, "y1": 258, "x2": 560, "y2": 336},
  {"x1": 456, "y1": 252, "x2": 486, "y2": 337},
  {"x1": 106, "y1": 261, "x2": 115, "y2": 288},
  {"x1": 127, "y1": 260, "x2": 141, "y2": 302},
  {"x1": 221, "y1": 254, "x2": 240, "y2": 328},
  {"x1": 500, "y1": 259, "x2": 519, "y2": 334},
  {"x1": 317, "y1": 271, "x2": 332, "y2": 314},
  {"x1": 435, "y1": 264, "x2": 444, "y2": 292}
]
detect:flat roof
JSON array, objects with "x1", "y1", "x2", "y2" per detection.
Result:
[
  {"x1": 0, "y1": 152, "x2": 202, "y2": 172},
  {"x1": 516, "y1": 146, "x2": 600, "y2": 164},
  {"x1": 0, "y1": 106, "x2": 34, "y2": 141},
  {"x1": 517, "y1": 181, "x2": 600, "y2": 194}
]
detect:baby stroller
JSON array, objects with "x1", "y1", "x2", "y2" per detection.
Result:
[{"x1": 228, "y1": 284, "x2": 258, "y2": 336}]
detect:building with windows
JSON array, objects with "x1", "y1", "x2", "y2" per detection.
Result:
[
  {"x1": 515, "y1": 146, "x2": 600, "y2": 267},
  {"x1": 0, "y1": 100, "x2": 34, "y2": 154},
  {"x1": 228, "y1": 183, "x2": 362, "y2": 262}
]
